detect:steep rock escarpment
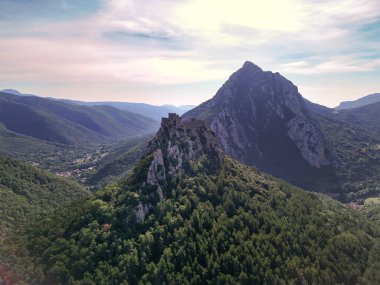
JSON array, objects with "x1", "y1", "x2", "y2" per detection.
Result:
[
  {"x1": 131, "y1": 113, "x2": 223, "y2": 221},
  {"x1": 183, "y1": 61, "x2": 335, "y2": 190}
]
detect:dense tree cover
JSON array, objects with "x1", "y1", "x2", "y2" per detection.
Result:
[
  {"x1": 315, "y1": 114, "x2": 380, "y2": 201},
  {"x1": 9, "y1": 157, "x2": 380, "y2": 284},
  {"x1": 0, "y1": 155, "x2": 89, "y2": 280},
  {"x1": 359, "y1": 199, "x2": 380, "y2": 225},
  {"x1": 0, "y1": 156, "x2": 89, "y2": 236}
]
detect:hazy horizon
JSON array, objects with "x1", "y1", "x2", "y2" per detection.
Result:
[{"x1": 1, "y1": 0, "x2": 380, "y2": 107}]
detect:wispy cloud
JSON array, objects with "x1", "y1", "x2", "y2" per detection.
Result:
[
  {"x1": 0, "y1": 0, "x2": 380, "y2": 106},
  {"x1": 279, "y1": 57, "x2": 380, "y2": 75}
]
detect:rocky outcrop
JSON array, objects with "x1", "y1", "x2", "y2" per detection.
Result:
[
  {"x1": 133, "y1": 113, "x2": 223, "y2": 221},
  {"x1": 183, "y1": 61, "x2": 333, "y2": 189},
  {"x1": 287, "y1": 115, "x2": 330, "y2": 168},
  {"x1": 148, "y1": 113, "x2": 223, "y2": 177},
  {"x1": 135, "y1": 202, "x2": 149, "y2": 222}
]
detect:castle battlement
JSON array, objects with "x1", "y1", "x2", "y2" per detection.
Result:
[{"x1": 161, "y1": 113, "x2": 181, "y2": 128}]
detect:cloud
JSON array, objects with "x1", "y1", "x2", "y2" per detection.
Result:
[
  {"x1": 0, "y1": 0, "x2": 380, "y2": 105},
  {"x1": 0, "y1": 0, "x2": 101, "y2": 21},
  {"x1": 278, "y1": 57, "x2": 380, "y2": 75}
]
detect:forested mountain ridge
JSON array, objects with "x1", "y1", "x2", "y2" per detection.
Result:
[
  {"x1": 7, "y1": 114, "x2": 380, "y2": 284},
  {"x1": 0, "y1": 92, "x2": 159, "y2": 145}
]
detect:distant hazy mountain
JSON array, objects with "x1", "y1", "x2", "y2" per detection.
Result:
[
  {"x1": 336, "y1": 93, "x2": 380, "y2": 110},
  {"x1": 0, "y1": 92, "x2": 159, "y2": 145},
  {"x1": 1, "y1": 89, "x2": 23, "y2": 95},
  {"x1": 162, "y1": 104, "x2": 195, "y2": 112},
  {"x1": 62, "y1": 99, "x2": 195, "y2": 121},
  {"x1": 1, "y1": 89, "x2": 195, "y2": 121},
  {"x1": 0, "y1": 88, "x2": 36, "y2": 97}
]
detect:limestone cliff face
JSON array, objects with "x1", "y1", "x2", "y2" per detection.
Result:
[
  {"x1": 133, "y1": 113, "x2": 223, "y2": 221},
  {"x1": 183, "y1": 61, "x2": 333, "y2": 189},
  {"x1": 286, "y1": 115, "x2": 329, "y2": 168}
]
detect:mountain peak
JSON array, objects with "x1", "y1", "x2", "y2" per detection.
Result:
[
  {"x1": 241, "y1": 61, "x2": 262, "y2": 72},
  {"x1": 1, "y1": 89, "x2": 23, "y2": 95},
  {"x1": 183, "y1": 63, "x2": 332, "y2": 189}
]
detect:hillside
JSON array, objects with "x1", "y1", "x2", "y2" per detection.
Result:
[
  {"x1": 0, "y1": 155, "x2": 89, "y2": 232},
  {"x1": 336, "y1": 93, "x2": 380, "y2": 110},
  {"x1": 333, "y1": 101, "x2": 380, "y2": 138},
  {"x1": 0, "y1": 155, "x2": 89, "y2": 284},
  {"x1": 0, "y1": 155, "x2": 89, "y2": 240},
  {"x1": 303, "y1": 99, "x2": 380, "y2": 200},
  {"x1": 0, "y1": 125, "x2": 98, "y2": 171},
  {"x1": 303, "y1": 98, "x2": 334, "y2": 118},
  {"x1": 85, "y1": 135, "x2": 151, "y2": 187},
  {"x1": 0, "y1": 124, "x2": 152, "y2": 189},
  {"x1": 312, "y1": 113, "x2": 380, "y2": 200},
  {"x1": 7, "y1": 114, "x2": 380, "y2": 284},
  {"x1": 0, "y1": 92, "x2": 159, "y2": 145}
]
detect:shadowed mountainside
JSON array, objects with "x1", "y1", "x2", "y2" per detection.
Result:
[{"x1": 0, "y1": 92, "x2": 159, "y2": 145}]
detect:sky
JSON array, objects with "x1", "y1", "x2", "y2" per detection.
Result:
[{"x1": 1, "y1": 0, "x2": 380, "y2": 107}]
